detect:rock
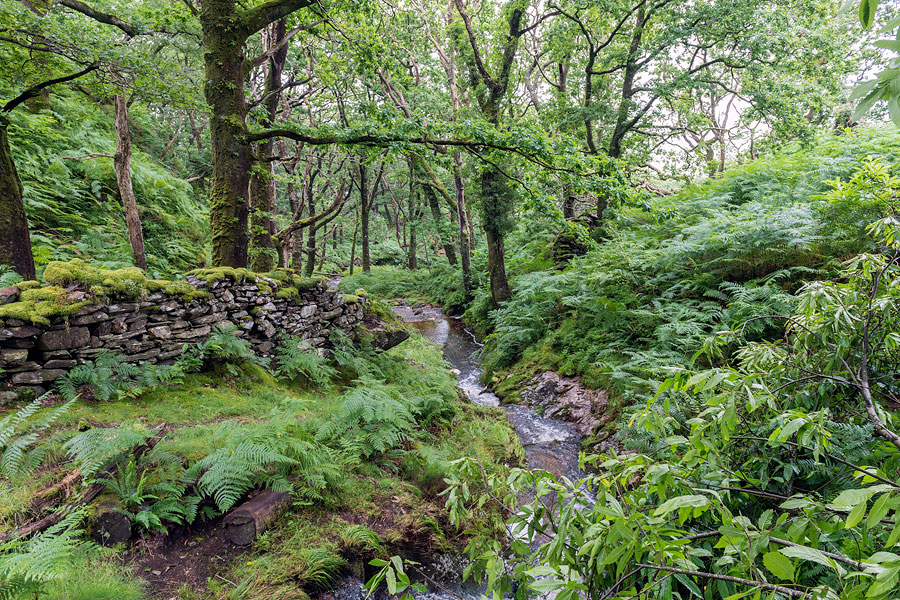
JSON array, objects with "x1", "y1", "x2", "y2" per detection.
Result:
[
  {"x1": 71, "y1": 310, "x2": 109, "y2": 325},
  {"x1": 2, "y1": 325, "x2": 41, "y2": 339},
  {"x1": 0, "y1": 390, "x2": 19, "y2": 404},
  {"x1": 257, "y1": 320, "x2": 276, "y2": 338},
  {"x1": 369, "y1": 327, "x2": 410, "y2": 352},
  {"x1": 11, "y1": 369, "x2": 65, "y2": 385},
  {"x1": 520, "y1": 371, "x2": 609, "y2": 438},
  {"x1": 175, "y1": 324, "x2": 211, "y2": 340},
  {"x1": 148, "y1": 325, "x2": 172, "y2": 340},
  {"x1": 0, "y1": 286, "x2": 20, "y2": 305},
  {"x1": 44, "y1": 359, "x2": 77, "y2": 369},
  {"x1": 106, "y1": 303, "x2": 139, "y2": 314},
  {"x1": 0, "y1": 348, "x2": 29, "y2": 365},
  {"x1": 300, "y1": 304, "x2": 317, "y2": 318},
  {"x1": 37, "y1": 327, "x2": 90, "y2": 351},
  {"x1": 192, "y1": 312, "x2": 226, "y2": 325}
]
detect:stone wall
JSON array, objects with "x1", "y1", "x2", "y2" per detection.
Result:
[{"x1": 0, "y1": 274, "x2": 365, "y2": 404}]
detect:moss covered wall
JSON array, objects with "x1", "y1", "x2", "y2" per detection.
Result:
[{"x1": 0, "y1": 263, "x2": 364, "y2": 403}]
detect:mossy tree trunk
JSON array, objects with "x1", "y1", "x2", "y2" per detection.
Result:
[
  {"x1": 249, "y1": 20, "x2": 288, "y2": 272},
  {"x1": 453, "y1": 153, "x2": 472, "y2": 300},
  {"x1": 0, "y1": 116, "x2": 36, "y2": 280},
  {"x1": 453, "y1": 0, "x2": 524, "y2": 306},
  {"x1": 198, "y1": 0, "x2": 314, "y2": 268},
  {"x1": 113, "y1": 95, "x2": 147, "y2": 270},
  {"x1": 359, "y1": 163, "x2": 371, "y2": 272}
]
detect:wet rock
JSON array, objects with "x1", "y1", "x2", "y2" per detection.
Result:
[{"x1": 521, "y1": 371, "x2": 609, "y2": 438}]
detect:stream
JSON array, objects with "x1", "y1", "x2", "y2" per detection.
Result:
[{"x1": 323, "y1": 303, "x2": 585, "y2": 600}]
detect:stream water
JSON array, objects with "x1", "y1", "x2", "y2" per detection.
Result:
[{"x1": 325, "y1": 302, "x2": 585, "y2": 600}]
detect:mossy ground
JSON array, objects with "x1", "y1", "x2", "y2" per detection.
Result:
[{"x1": 0, "y1": 333, "x2": 520, "y2": 600}]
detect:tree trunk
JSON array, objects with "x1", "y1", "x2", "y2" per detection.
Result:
[
  {"x1": 480, "y1": 166, "x2": 512, "y2": 305},
  {"x1": 201, "y1": 0, "x2": 253, "y2": 267},
  {"x1": 0, "y1": 116, "x2": 36, "y2": 280},
  {"x1": 453, "y1": 153, "x2": 472, "y2": 300},
  {"x1": 349, "y1": 199, "x2": 359, "y2": 275},
  {"x1": 407, "y1": 164, "x2": 418, "y2": 270},
  {"x1": 113, "y1": 96, "x2": 146, "y2": 270},
  {"x1": 562, "y1": 184, "x2": 575, "y2": 219},
  {"x1": 249, "y1": 20, "x2": 287, "y2": 272},
  {"x1": 303, "y1": 191, "x2": 316, "y2": 277},
  {"x1": 423, "y1": 182, "x2": 457, "y2": 266},
  {"x1": 224, "y1": 491, "x2": 290, "y2": 546},
  {"x1": 360, "y1": 163, "x2": 371, "y2": 272}
]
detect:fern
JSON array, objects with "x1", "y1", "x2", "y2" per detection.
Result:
[
  {"x1": 177, "y1": 323, "x2": 268, "y2": 375},
  {"x1": 55, "y1": 350, "x2": 183, "y2": 402},
  {"x1": 63, "y1": 425, "x2": 151, "y2": 480},
  {"x1": 0, "y1": 507, "x2": 94, "y2": 600},
  {"x1": 275, "y1": 337, "x2": 337, "y2": 388},
  {"x1": 188, "y1": 424, "x2": 307, "y2": 512},
  {"x1": 0, "y1": 396, "x2": 73, "y2": 477},
  {"x1": 317, "y1": 383, "x2": 415, "y2": 461}
]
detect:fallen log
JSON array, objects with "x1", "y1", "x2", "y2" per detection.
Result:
[
  {"x1": 223, "y1": 490, "x2": 291, "y2": 546},
  {"x1": 0, "y1": 423, "x2": 170, "y2": 543}
]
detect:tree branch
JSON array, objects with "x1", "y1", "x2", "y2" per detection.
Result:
[
  {"x1": 2, "y1": 61, "x2": 100, "y2": 113},
  {"x1": 242, "y1": 0, "x2": 316, "y2": 36},
  {"x1": 59, "y1": 0, "x2": 141, "y2": 37}
]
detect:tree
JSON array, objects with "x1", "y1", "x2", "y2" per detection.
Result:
[
  {"x1": 452, "y1": 0, "x2": 526, "y2": 305},
  {"x1": 198, "y1": 0, "x2": 316, "y2": 268}
]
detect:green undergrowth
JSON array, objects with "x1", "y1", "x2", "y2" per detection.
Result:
[
  {"x1": 472, "y1": 128, "x2": 900, "y2": 412},
  {"x1": 7, "y1": 93, "x2": 208, "y2": 277},
  {"x1": 0, "y1": 324, "x2": 520, "y2": 599}
]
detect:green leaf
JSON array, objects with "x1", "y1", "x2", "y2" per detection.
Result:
[
  {"x1": 846, "y1": 500, "x2": 868, "y2": 529},
  {"x1": 779, "y1": 545, "x2": 846, "y2": 576},
  {"x1": 764, "y1": 551, "x2": 795, "y2": 581},
  {"x1": 860, "y1": 0, "x2": 878, "y2": 29},
  {"x1": 654, "y1": 494, "x2": 709, "y2": 517}
]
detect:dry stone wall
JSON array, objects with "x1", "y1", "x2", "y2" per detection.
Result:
[{"x1": 0, "y1": 274, "x2": 365, "y2": 404}]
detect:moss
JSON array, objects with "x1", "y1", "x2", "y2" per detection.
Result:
[
  {"x1": 354, "y1": 288, "x2": 368, "y2": 298},
  {"x1": 16, "y1": 280, "x2": 41, "y2": 291},
  {"x1": 276, "y1": 286, "x2": 299, "y2": 300},
  {"x1": 147, "y1": 279, "x2": 211, "y2": 302},
  {"x1": 263, "y1": 269, "x2": 292, "y2": 283},
  {"x1": 340, "y1": 294, "x2": 360, "y2": 304},
  {"x1": 293, "y1": 275, "x2": 324, "y2": 291},
  {"x1": 0, "y1": 286, "x2": 91, "y2": 325},
  {"x1": 43, "y1": 259, "x2": 148, "y2": 299},
  {"x1": 187, "y1": 266, "x2": 254, "y2": 284}
]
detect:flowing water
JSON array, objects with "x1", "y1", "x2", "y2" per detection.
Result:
[{"x1": 323, "y1": 302, "x2": 585, "y2": 600}]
